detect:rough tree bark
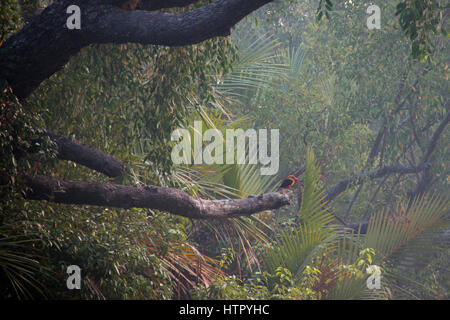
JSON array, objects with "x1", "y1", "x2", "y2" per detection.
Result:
[
  {"x1": 45, "y1": 132, "x2": 125, "y2": 177},
  {"x1": 0, "y1": 0, "x2": 273, "y2": 100},
  {"x1": 25, "y1": 175, "x2": 293, "y2": 219}
]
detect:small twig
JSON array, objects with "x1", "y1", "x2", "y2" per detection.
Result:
[{"x1": 343, "y1": 119, "x2": 386, "y2": 219}]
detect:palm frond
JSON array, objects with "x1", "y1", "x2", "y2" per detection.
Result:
[
  {"x1": 141, "y1": 234, "x2": 223, "y2": 298},
  {"x1": 265, "y1": 149, "x2": 338, "y2": 276},
  {"x1": 214, "y1": 30, "x2": 289, "y2": 105},
  {"x1": 286, "y1": 45, "x2": 307, "y2": 79},
  {"x1": 168, "y1": 110, "x2": 277, "y2": 271},
  {"x1": 0, "y1": 228, "x2": 51, "y2": 299},
  {"x1": 365, "y1": 193, "x2": 449, "y2": 264},
  {"x1": 331, "y1": 193, "x2": 449, "y2": 299},
  {"x1": 298, "y1": 148, "x2": 335, "y2": 228}
]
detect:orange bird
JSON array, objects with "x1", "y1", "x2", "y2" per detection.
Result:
[
  {"x1": 277, "y1": 174, "x2": 300, "y2": 191},
  {"x1": 277, "y1": 173, "x2": 303, "y2": 208}
]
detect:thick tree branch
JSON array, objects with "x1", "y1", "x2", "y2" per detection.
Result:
[
  {"x1": 45, "y1": 132, "x2": 125, "y2": 177},
  {"x1": 0, "y1": 0, "x2": 274, "y2": 100},
  {"x1": 25, "y1": 175, "x2": 292, "y2": 219},
  {"x1": 85, "y1": 0, "x2": 273, "y2": 45},
  {"x1": 138, "y1": 0, "x2": 200, "y2": 11}
]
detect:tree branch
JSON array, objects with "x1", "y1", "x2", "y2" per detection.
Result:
[
  {"x1": 325, "y1": 162, "x2": 427, "y2": 202},
  {"x1": 85, "y1": 0, "x2": 273, "y2": 45},
  {"x1": 343, "y1": 118, "x2": 386, "y2": 219},
  {"x1": 417, "y1": 111, "x2": 450, "y2": 167},
  {"x1": 45, "y1": 132, "x2": 125, "y2": 178},
  {"x1": 0, "y1": 0, "x2": 274, "y2": 100},
  {"x1": 25, "y1": 175, "x2": 293, "y2": 219},
  {"x1": 138, "y1": 0, "x2": 200, "y2": 11},
  {"x1": 408, "y1": 110, "x2": 450, "y2": 198},
  {"x1": 326, "y1": 111, "x2": 449, "y2": 202}
]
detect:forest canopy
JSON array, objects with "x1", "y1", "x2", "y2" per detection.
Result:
[{"x1": 0, "y1": 0, "x2": 448, "y2": 300}]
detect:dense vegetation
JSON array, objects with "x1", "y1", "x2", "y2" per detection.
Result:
[{"x1": 0, "y1": 0, "x2": 448, "y2": 299}]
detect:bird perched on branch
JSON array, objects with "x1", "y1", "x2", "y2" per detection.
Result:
[
  {"x1": 277, "y1": 174, "x2": 300, "y2": 191},
  {"x1": 277, "y1": 167, "x2": 305, "y2": 208},
  {"x1": 290, "y1": 167, "x2": 305, "y2": 208}
]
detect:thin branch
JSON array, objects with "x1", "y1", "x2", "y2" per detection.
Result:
[
  {"x1": 406, "y1": 110, "x2": 449, "y2": 199},
  {"x1": 343, "y1": 183, "x2": 364, "y2": 219},
  {"x1": 418, "y1": 111, "x2": 449, "y2": 166},
  {"x1": 326, "y1": 162, "x2": 432, "y2": 202},
  {"x1": 327, "y1": 110, "x2": 449, "y2": 202},
  {"x1": 368, "y1": 173, "x2": 391, "y2": 204},
  {"x1": 343, "y1": 118, "x2": 386, "y2": 219}
]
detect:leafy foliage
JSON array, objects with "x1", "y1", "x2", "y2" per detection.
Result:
[
  {"x1": 0, "y1": 224, "x2": 52, "y2": 299},
  {"x1": 331, "y1": 194, "x2": 449, "y2": 299},
  {"x1": 32, "y1": 39, "x2": 235, "y2": 176},
  {"x1": 0, "y1": 0, "x2": 21, "y2": 44},
  {"x1": 395, "y1": 0, "x2": 448, "y2": 60},
  {"x1": 265, "y1": 149, "x2": 337, "y2": 275}
]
